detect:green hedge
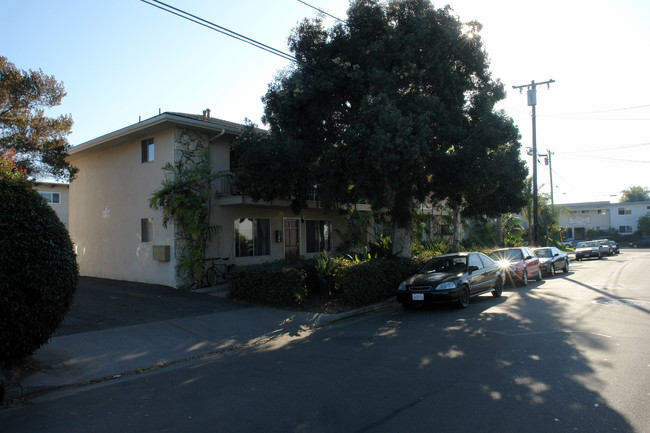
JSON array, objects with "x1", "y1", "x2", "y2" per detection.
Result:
[
  {"x1": 334, "y1": 258, "x2": 416, "y2": 307},
  {"x1": 228, "y1": 253, "x2": 447, "y2": 309},
  {"x1": 229, "y1": 260, "x2": 307, "y2": 309},
  {"x1": 0, "y1": 178, "x2": 79, "y2": 369}
]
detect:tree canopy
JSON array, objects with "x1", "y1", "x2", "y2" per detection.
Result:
[
  {"x1": 0, "y1": 56, "x2": 76, "y2": 181},
  {"x1": 620, "y1": 186, "x2": 649, "y2": 203},
  {"x1": 234, "y1": 0, "x2": 526, "y2": 255}
]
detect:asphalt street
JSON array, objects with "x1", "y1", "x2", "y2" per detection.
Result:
[{"x1": 1, "y1": 250, "x2": 649, "y2": 432}]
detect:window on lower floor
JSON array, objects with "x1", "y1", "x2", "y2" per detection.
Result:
[
  {"x1": 235, "y1": 218, "x2": 270, "y2": 257},
  {"x1": 39, "y1": 191, "x2": 61, "y2": 204},
  {"x1": 306, "y1": 220, "x2": 331, "y2": 253},
  {"x1": 619, "y1": 225, "x2": 633, "y2": 234},
  {"x1": 141, "y1": 218, "x2": 154, "y2": 242}
]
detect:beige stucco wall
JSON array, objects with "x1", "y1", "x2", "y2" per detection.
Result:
[{"x1": 69, "y1": 129, "x2": 177, "y2": 286}]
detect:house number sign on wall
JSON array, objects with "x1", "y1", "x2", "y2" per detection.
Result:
[{"x1": 102, "y1": 206, "x2": 111, "y2": 218}]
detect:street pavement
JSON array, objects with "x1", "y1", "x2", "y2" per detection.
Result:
[{"x1": 3, "y1": 277, "x2": 392, "y2": 403}]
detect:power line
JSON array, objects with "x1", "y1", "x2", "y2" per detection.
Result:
[
  {"x1": 140, "y1": 0, "x2": 297, "y2": 64},
  {"x1": 561, "y1": 154, "x2": 650, "y2": 163},
  {"x1": 567, "y1": 104, "x2": 650, "y2": 115},
  {"x1": 297, "y1": 0, "x2": 346, "y2": 22},
  {"x1": 558, "y1": 142, "x2": 650, "y2": 154}
]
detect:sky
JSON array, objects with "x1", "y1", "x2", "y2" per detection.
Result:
[{"x1": 2, "y1": 0, "x2": 649, "y2": 205}]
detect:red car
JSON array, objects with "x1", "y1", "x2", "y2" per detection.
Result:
[{"x1": 489, "y1": 247, "x2": 542, "y2": 286}]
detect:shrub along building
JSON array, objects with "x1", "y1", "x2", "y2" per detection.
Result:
[{"x1": 67, "y1": 111, "x2": 375, "y2": 288}]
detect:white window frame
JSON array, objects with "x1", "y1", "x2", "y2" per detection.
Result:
[{"x1": 39, "y1": 191, "x2": 61, "y2": 204}]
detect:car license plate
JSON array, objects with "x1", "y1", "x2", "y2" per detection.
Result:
[{"x1": 412, "y1": 293, "x2": 424, "y2": 301}]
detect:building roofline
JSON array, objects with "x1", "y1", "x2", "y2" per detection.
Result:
[
  {"x1": 557, "y1": 200, "x2": 650, "y2": 208},
  {"x1": 69, "y1": 112, "x2": 250, "y2": 156}
]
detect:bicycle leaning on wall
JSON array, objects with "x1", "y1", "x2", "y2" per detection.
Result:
[{"x1": 204, "y1": 257, "x2": 235, "y2": 286}]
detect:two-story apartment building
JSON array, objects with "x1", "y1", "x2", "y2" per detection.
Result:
[
  {"x1": 558, "y1": 200, "x2": 650, "y2": 241},
  {"x1": 67, "y1": 111, "x2": 372, "y2": 288}
]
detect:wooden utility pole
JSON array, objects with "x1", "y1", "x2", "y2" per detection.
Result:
[{"x1": 513, "y1": 79, "x2": 555, "y2": 245}]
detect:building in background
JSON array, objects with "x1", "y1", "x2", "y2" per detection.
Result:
[
  {"x1": 558, "y1": 200, "x2": 650, "y2": 242},
  {"x1": 35, "y1": 182, "x2": 69, "y2": 229}
]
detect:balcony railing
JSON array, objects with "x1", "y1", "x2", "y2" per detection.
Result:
[{"x1": 215, "y1": 170, "x2": 370, "y2": 208}]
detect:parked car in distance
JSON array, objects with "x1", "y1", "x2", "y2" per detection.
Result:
[
  {"x1": 608, "y1": 240, "x2": 619, "y2": 254},
  {"x1": 563, "y1": 239, "x2": 575, "y2": 248},
  {"x1": 575, "y1": 241, "x2": 602, "y2": 260},
  {"x1": 595, "y1": 239, "x2": 612, "y2": 256},
  {"x1": 488, "y1": 247, "x2": 542, "y2": 286},
  {"x1": 533, "y1": 247, "x2": 569, "y2": 276},
  {"x1": 629, "y1": 238, "x2": 650, "y2": 248},
  {"x1": 397, "y1": 252, "x2": 504, "y2": 309}
]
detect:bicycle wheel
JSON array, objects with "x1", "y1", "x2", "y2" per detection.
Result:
[{"x1": 206, "y1": 266, "x2": 219, "y2": 286}]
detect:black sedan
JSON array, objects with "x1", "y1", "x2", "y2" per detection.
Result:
[
  {"x1": 629, "y1": 238, "x2": 650, "y2": 248},
  {"x1": 397, "y1": 252, "x2": 505, "y2": 309},
  {"x1": 532, "y1": 247, "x2": 569, "y2": 276}
]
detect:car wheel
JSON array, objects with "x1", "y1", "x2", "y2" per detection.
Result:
[
  {"x1": 457, "y1": 285, "x2": 470, "y2": 308},
  {"x1": 521, "y1": 271, "x2": 528, "y2": 286},
  {"x1": 549, "y1": 265, "x2": 555, "y2": 276},
  {"x1": 563, "y1": 260, "x2": 569, "y2": 273},
  {"x1": 492, "y1": 278, "x2": 503, "y2": 298},
  {"x1": 536, "y1": 269, "x2": 543, "y2": 281}
]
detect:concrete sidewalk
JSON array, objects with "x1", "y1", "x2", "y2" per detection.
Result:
[{"x1": 5, "y1": 286, "x2": 394, "y2": 402}]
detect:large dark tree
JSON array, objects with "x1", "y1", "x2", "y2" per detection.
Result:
[
  {"x1": 0, "y1": 56, "x2": 76, "y2": 180},
  {"x1": 235, "y1": 0, "x2": 526, "y2": 256}
]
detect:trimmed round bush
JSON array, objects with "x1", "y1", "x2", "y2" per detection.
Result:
[{"x1": 0, "y1": 178, "x2": 79, "y2": 369}]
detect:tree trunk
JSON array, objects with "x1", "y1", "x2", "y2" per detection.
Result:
[
  {"x1": 452, "y1": 204, "x2": 462, "y2": 251},
  {"x1": 496, "y1": 215, "x2": 503, "y2": 246},
  {"x1": 391, "y1": 212, "x2": 413, "y2": 258}
]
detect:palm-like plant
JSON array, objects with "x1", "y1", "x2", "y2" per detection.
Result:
[{"x1": 149, "y1": 147, "x2": 222, "y2": 287}]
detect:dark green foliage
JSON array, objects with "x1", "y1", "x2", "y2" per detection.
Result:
[
  {"x1": 0, "y1": 178, "x2": 79, "y2": 369},
  {"x1": 334, "y1": 258, "x2": 415, "y2": 307},
  {"x1": 233, "y1": 0, "x2": 525, "y2": 257},
  {"x1": 229, "y1": 261, "x2": 307, "y2": 308},
  {"x1": 149, "y1": 147, "x2": 221, "y2": 288},
  {"x1": 636, "y1": 213, "x2": 650, "y2": 236}
]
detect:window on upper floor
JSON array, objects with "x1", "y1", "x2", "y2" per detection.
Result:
[
  {"x1": 39, "y1": 191, "x2": 60, "y2": 204},
  {"x1": 141, "y1": 138, "x2": 154, "y2": 163},
  {"x1": 618, "y1": 207, "x2": 631, "y2": 215}
]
